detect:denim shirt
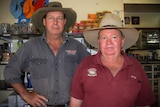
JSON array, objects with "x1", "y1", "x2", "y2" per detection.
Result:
[{"x1": 4, "y1": 33, "x2": 90, "y2": 105}]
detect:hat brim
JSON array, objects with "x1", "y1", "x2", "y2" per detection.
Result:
[
  {"x1": 31, "y1": 7, "x2": 77, "y2": 33},
  {"x1": 83, "y1": 26, "x2": 139, "y2": 50}
]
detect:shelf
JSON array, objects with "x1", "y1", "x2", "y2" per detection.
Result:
[
  {"x1": 140, "y1": 61, "x2": 160, "y2": 64},
  {"x1": 7, "y1": 88, "x2": 33, "y2": 91},
  {"x1": 0, "y1": 33, "x2": 41, "y2": 40},
  {"x1": 0, "y1": 62, "x2": 8, "y2": 65},
  {"x1": 124, "y1": 4, "x2": 160, "y2": 13},
  {"x1": 142, "y1": 63, "x2": 160, "y2": 99},
  {"x1": 66, "y1": 32, "x2": 83, "y2": 38},
  {"x1": 0, "y1": 33, "x2": 41, "y2": 36},
  {"x1": 135, "y1": 27, "x2": 160, "y2": 31}
]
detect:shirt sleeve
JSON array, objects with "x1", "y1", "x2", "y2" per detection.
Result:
[
  {"x1": 135, "y1": 64, "x2": 156, "y2": 106},
  {"x1": 70, "y1": 61, "x2": 85, "y2": 100},
  {"x1": 4, "y1": 42, "x2": 29, "y2": 84},
  {"x1": 77, "y1": 42, "x2": 90, "y2": 63}
]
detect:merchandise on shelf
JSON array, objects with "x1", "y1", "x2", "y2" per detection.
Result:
[{"x1": 71, "y1": 10, "x2": 111, "y2": 34}]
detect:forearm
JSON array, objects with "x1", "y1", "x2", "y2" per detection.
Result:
[
  {"x1": 12, "y1": 83, "x2": 37, "y2": 106},
  {"x1": 12, "y1": 83, "x2": 48, "y2": 107},
  {"x1": 12, "y1": 83, "x2": 28, "y2": 97},
  {"x1": 70, "y1": 97, "x2": 83, "y2": 107},
  {"x1": 12, "y1": 83, "x2": 29, "y2": 99}
]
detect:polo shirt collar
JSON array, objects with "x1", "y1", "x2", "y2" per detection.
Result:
[{"x1": 93, "y1": 51, "x2": 134, "y2": 67}]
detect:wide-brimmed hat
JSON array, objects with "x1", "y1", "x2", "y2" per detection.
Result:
[
  {"x1": 31, "y1": 2, "x2": 77, "y2": 33},
  {"x1": 83, "y1": 13, "x2": 139, "y2": 50}
]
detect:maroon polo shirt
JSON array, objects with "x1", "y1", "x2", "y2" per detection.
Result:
[{"x1": 71, "y1": 51, "x2": 156, "y2": 107}]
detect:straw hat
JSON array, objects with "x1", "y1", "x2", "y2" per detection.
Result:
[
  {"x1": 83, "y1": 13, "x2": 139, "y2": 50},
  {"x1": 31, "y1": 2, "x2": 77, "y2": 33}
]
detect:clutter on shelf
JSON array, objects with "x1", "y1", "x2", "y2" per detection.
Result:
[{"x1": 71, "y1": 10, "x2": 111, "y2": 33}]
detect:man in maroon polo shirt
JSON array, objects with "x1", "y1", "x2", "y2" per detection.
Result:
[{"x1": 70, "y1": 13, "x2": 156, "y2": 107}]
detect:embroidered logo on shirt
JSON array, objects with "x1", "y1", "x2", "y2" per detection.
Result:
[
  {"x1": 131, "y1": 75, "x2": 141, "y2": 83},
  {"x1": 87, "y1": 68, "x2": 97, "y2": 76},
  {"x1": 131, "y1": 75, "x2": 137, "y2": 79},
  {"x1": 65, "y1": 50, "x2": 77, "y2": 55}
]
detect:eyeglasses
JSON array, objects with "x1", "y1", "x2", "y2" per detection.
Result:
[
  {"x1": 46, "y1": 16, "x2": 65, "y2": 22},
  {"x1": 98, "y1": 35, "x2": 118, "y2": 42}
]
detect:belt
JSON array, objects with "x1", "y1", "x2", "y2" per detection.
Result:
[
  {"x1": 47, "y1": 102, "x2": 69, "y2": 107},
  {"x1": 47, "y1": 105, "x2": 65, "y2": 107}
]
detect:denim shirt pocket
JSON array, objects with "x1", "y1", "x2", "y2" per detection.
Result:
[
  {"x1": 28, "y1": 57, "x2": 50, "y2": 99},
  {"x1": 29, "y1": 57, "x2": 48, "y2": 79},
  {"x1": 65, "y1": 55, "x2": 78, "y2": 76}
]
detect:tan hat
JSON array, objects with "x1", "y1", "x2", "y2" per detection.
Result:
[
  {"x1": 31, "y1": 2, "x2": 77, "y2": 33},
  {"x1": 83, "y1": 13, "x2": 139, "y2": 50}
]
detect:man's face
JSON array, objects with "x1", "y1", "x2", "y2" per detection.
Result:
[
  {"x1": 98, "y1": 29, "x2": 125, "y2": 56},
  {"x1": 43, "y1": 11, "x2": 66, "y2": 35}
]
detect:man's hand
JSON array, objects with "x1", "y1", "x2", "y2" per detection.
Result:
[
  {"x1": 22, "y1": 91, "x2": 48, "y2": 107},
  {"x1": 12, "y1": 83, "x2": 48, "y2": 107}
]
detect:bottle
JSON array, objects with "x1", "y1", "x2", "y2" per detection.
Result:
[
  {"x1": 17, "y1": 40, "x2": 23, "y2": 49},
  {"x1": 27, "y1": 73, "x2": 32, "y2": 88},
  {"x1": 148, "y1": 50, "x2": 153, "y2": 60},
  {"x1": 24, "y1": 72, "x2": 28, "y2": 88},
  {"x1": 152, "y1": 50, "x2": 157, "y2": 60},
  {"x1": 2, "y1": 43, "x2": 10, "y2": 62}
]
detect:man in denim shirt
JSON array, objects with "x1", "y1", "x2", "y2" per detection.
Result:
[{"x1": 4, "y1": 2, "x2": 90, "y2": 107}]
